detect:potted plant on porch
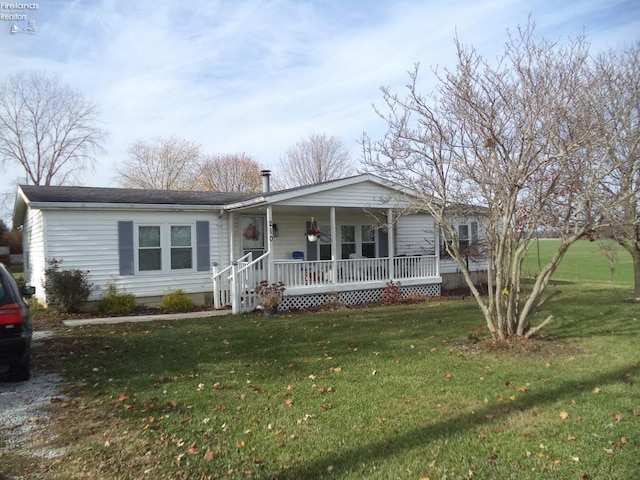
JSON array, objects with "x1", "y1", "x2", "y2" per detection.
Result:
[{"x1": 254, "y1": 280, "x2": 286, "y2": 314}]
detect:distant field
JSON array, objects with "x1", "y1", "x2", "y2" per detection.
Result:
[{"x1": 522, "y1": 238, "x2": 633, "y2": 287}]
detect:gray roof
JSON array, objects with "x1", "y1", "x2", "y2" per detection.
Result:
[{"x1": 19, "y1": 185, "x2": 261, "y2": 206}]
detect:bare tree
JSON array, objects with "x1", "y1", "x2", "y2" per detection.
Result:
[
  {"x1": 0, "y1": 70, "x2": 106, "y2": 185},
  {"x1": 592, "y1": 43, "x2": 640, "y2": 297},
  {"x1": 115, "y1": 136, "x2": 202, "y2": 190},
  {"x1": 277, "y1": 133, "x2": 354, "y2": 188},
  {"x1": 362, "y1": 21, "x2": 631, "y2": 339},
  {"x1": 193, "y1": 153, "x2": 263, "y2": 193}
]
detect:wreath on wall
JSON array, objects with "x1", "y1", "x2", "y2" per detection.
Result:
[{"x1": 244, "y1": 223, "x2": 259, "y2": 241}]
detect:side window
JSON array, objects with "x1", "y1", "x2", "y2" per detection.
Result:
[
  {"x1": 361, "y1": 225, "x2": 376, "y2": 258},
  {"x1": 0, "y1": 278, "x2": 7, "y2": 306},
  {"x1": 171, "y1": 226, "x2": 193, "y2": 270},
  {"x1": 341, "y1": 225, "x2": 356, "y2": 259},
  {"x1": 319, "y1": 225, "x2": 332, "y2": 260},
  {"x1": 458, "y1": 224, "x2": 469, "y2": 251},
  {"x1": 139, "y1": 226, "x2": 161, "y2": 271}
]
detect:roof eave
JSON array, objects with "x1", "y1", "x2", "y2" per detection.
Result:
[{"x1": 22, "y1": 201, "x2": 226, "y2": 212}]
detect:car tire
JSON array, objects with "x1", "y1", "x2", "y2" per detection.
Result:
[{"x1": 10, "y1": 356, "x2": 31, "y2": 382}]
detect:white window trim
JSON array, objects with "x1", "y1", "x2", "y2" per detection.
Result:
[
  {"x1": 135, "y1": 223, "x2": 196, "y2": 274},
  {"x1": 339, "y1": 223, "x2": 379, "y2": 258}
]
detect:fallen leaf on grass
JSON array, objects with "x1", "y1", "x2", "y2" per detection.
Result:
[
  {"x1": 567, "y1": 435, "x2": 576, "y2": 441},
  {"x1": 518, "y1": 385, "x2": 529, "y2": 392},
  {"x1": 559, "y1": 411, "x2": 570, "y2": 420},
  {"x1": 570, "y1": 456, "x2": 580, "y2": 462},
  {"x1": 282, "y1": 399, "x2": 294, "y2": 407},
  {"x1": 187, "y1": 443, "x2": 200, "y2": 455},
  {"x1": 203, "y1": 448, "x2": 214, "y2": 462},
  {"x1": 592, "y1": 387, "x2": 602, "y2": 394},
  {"x1": 443, "y1": 373, "x2": 452, "y2": 380},
  {"x1": 321, "y1": 403, "x2": 331, "y2": 411},
  {"x1": 604, "y1": 448, "x2": 614, "y2": 457}
]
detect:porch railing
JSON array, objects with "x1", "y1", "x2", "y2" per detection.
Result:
[
  {"x1": 212, "y1": 252, "x2": 267, "y2": 313},
  {"x1": 271, "y1": 255, "x2": 437, "y2": 289},
  {"x1": 213, "y1": 254, "x2": 438, "y2": 312}
]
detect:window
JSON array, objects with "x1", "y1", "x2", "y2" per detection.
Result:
[
  {"x1": 339, "y1": 224, "x2": 379, "y2": 258},
  {"x1": 139, "y1": 226, "x2": 161, "y2": 271},
  {"x1": 440, "y1": 222, "x2": 478, "y2": 258},
  {"x1": 119, "y1": 221, "x2": 209, "y2": 275},
  {"x1": 242, "y1": 216, "x2": 265, "y2": 251},
  {"x1": 319, "y1": 224, "x2": 332, "y2": 260},
  {"x1": 341, "y1": 225, "x2": 356, "y2": 259},
  {"x1": 361, "y1": 225, "x2": 376, "y2": 258},
  {"x1": 458, "y1": 224, "x2": 469, "y2": 251},
  {"x1": 171, "y1": 226, "x2": 192, "y2": 269}
]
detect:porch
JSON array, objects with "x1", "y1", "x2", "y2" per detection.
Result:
[{"x1": 212, "y1": 251, "x2": 441, "y2": 313}]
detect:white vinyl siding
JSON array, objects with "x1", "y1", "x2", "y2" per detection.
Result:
[
  {"x1": 23, "y1": 208, "x2": 46, "y2": 304},
  {"x1": 38, "y1": 209, "x2": 221, "y2": 301},
  {"x1": 276, "y1": 182, "x2": 402, "y2": 208},
  {"x1": 396, "y1": 216, "x2": 437, "y2": 256}
]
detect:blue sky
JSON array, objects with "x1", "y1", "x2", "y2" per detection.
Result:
[{"x1": 1, "y1": 0, "x2": 639, "y2": 222}]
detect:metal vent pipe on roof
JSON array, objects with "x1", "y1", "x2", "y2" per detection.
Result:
[{"x1": 261, "y1": 170, "x2": 271, "y2": 193}]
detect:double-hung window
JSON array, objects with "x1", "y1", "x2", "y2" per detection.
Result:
[
  {"x1": 137, "y1": 225, "x2": 194, "y2": 272},
  {"x1": 119, "y1": 221, "x2": 209, "y2": 276},
  {"x1": 171, "y1": 226, "x2": 193, "y2": 269},
  {"x1": 138, "y1": 226, "x2": 162, "y2": 271},
  {"x1": 440, "y1": 221, "x2": 478, "y2": 257}
]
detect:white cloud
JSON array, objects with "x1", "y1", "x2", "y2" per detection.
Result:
[{"x1": 1, "y1": 0, "x2": 639, "y2": 222}]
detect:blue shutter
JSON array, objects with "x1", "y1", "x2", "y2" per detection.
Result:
[
  {"x1": 118, "y1": 221, "x2": 134, "y2": 275},
  {"x1": 378, "y1": 228, "x2": 389, "y2": 257},
  {"x1": 196, "y1": 221, "x2": 210, "y2": 271}
]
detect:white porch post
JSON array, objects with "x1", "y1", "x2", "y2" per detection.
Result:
[
  {"x1": 387, "y1": 208, "x2": 395, "y2": 279},
  {"x1": 434, "y1": 219, "x2": 440, "y2": 277},
  {"x1": 330, "y1": 206, "x2": 338, "y2": 284},
  {"x1": 230, "y1": 261, "x2": 240, "y2": 314},
  {"x1": 266, "y1": 205, "x2": 273, "y2": 282},
  {"x1": 212, "y1": 262, "x2": 221, "y2": 309},
  {"x1": 229, "y1": 211, "x2": 236, "y2": 264}
]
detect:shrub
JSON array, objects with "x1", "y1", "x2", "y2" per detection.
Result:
[
  {"x1": 254, "y1": 281, "x2": 286, "y2": 308},
  {"x1": 44, "y1": 258, "x2": 93, "y2": 312},
  {"x1": 161, "y1": 289, "x2": 194, "y2": 312},
  {"x1": 381, "y1": 280, "x2": 403, "y2": 305},
  {"x1": 97, "y1": 284, "x2": 136, "y2": 316}
]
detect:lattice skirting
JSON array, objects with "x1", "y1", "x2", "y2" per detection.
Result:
[{"x1": 279, "y1": 283, "x2": 441, "y2": 311}]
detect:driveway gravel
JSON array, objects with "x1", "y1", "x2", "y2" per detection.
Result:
[{"x1": 0, "y1": 331, "x2": 69, "y2": 462}]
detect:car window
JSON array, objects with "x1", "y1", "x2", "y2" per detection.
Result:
[
  {"x1": 0, "y1": 269, "x2": 18, "y2": 307},
  {"x1": 0, "y1": 278, "x2": 8, "y2": 306}
]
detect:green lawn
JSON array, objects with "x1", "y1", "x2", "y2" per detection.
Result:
[
  {"x1": 4, "y1": 240, "x2": 639, "y2": 479},
  {"x1": 522, "y1": 238, "x2": 633, "y2": 286}
]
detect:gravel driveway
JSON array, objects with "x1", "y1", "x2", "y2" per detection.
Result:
[{"x1": 0, "y1": 331, "x2": 69, "y2": 463}]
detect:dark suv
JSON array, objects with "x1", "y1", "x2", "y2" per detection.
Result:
[{"x1": 0, "y1": 263, "x2": 36, "y2": 382}]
